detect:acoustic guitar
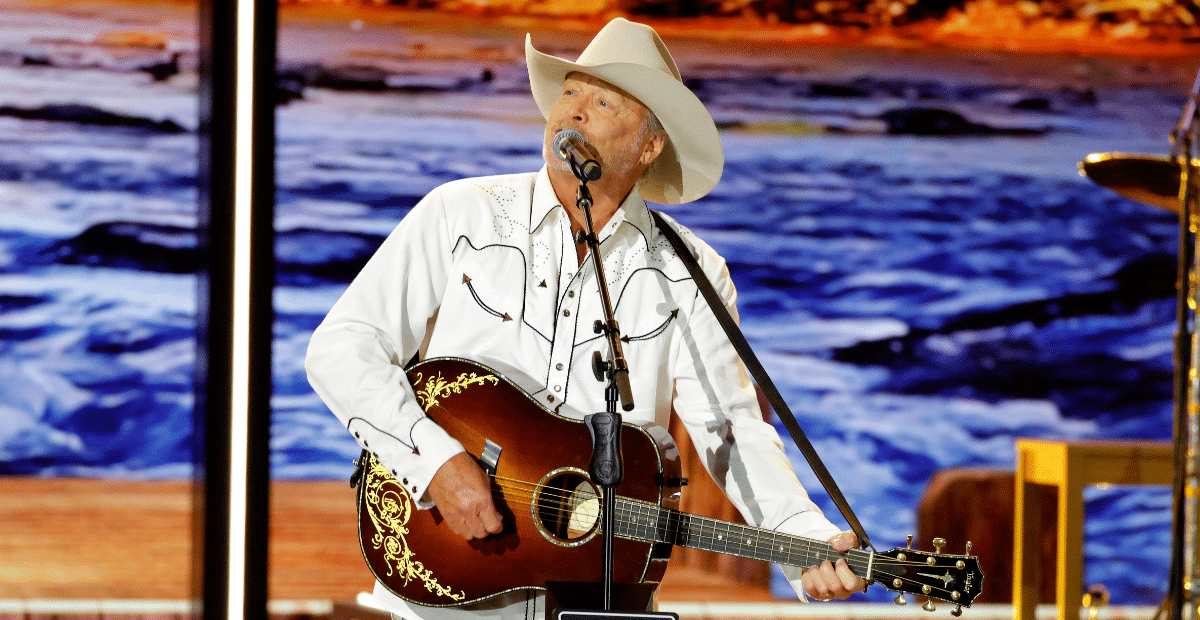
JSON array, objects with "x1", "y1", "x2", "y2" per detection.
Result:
[{"x1": 356, "y1": 358, "x2": 984, "y2": 613}]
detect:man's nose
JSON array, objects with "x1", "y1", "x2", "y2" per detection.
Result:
[{"x1": 566, "y1": 97, "x2": 588, "y2": 123}]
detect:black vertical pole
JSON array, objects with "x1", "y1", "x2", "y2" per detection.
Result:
[
  {"x1": 195, "y1": 0, "x2": 276, "y2": 617},
  {"x1": 194, "y1": 0, "x2": 234, "y2": 614},
  {"x1": 245, "y1": 0, "x2": 277, "y2": 612}
]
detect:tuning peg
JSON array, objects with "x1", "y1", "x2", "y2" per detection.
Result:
[
  {"x1": 923, "y1": 598, "x2": 937, "y2": 612},
  {"x1": 894, "y1": 593, "x2": 908, "y2": 606},
  {"x1": 965, "y1": 541, "x2": 973, "y2": 556},
  {"x1": 951, "y1": 605, "x2": 963, "y2": 617},
  {"x1": 899, "y1": 534, "x2": 914, "y2": 561},
  {"x1": 898, "y1": 534, "x2": 913, "y2": 561},
  {"x1": 932, "y1": 537, "x2": 946, "y2": 554}
]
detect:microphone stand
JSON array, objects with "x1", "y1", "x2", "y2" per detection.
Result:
[
  {"x1": 549, "y1": 151, "x2": 674, "y2": 620},
  {"x1": 567, "y1": 156, "x2": 635, "y2": 612}
]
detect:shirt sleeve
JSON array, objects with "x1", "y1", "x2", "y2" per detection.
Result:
[
  {"x1": 666, "y1": 226, "x2": 843, "y2": 601},
  {"x1": 305, "y1": 186, "x2": 465, "y2": 509}
]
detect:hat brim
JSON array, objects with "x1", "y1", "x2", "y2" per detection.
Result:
[{"x1": 525, "y1": 35, "x2": 722, "y2": 205}]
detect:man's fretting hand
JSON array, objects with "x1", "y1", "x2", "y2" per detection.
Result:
[
  {"x1": 801, "y1": 531, "x2": 866, "y2": 601},
  {"x1": 426, "y1": 452, "x2": 504, "y2": 540}
]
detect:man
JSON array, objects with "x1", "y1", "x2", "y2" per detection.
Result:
[{"x1": 306, "y1": 17, "x2": 865, "y2": 620}]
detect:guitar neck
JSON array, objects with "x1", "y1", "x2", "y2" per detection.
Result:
[{"x1": 614, "y1": 498, "x2": 876, "y2": 580}]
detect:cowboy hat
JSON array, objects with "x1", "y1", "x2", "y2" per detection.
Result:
[{"x1": 525, "y1": 18, "x2": 723, "y2": 204}]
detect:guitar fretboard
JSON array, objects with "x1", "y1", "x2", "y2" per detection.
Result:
[{"x1": 613, "y1": 497, "x2": 876, "y2": 578}]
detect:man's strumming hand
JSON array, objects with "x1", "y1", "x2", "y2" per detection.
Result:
[{"x1": 426, "y1": 452, "x2": 504, "y2": 540}]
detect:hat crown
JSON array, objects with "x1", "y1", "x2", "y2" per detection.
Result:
[
  {"x1": 525, "y1": 18, "x2": 722, "y2": 203},
  {"x1": 575, "y1": 18, "x2": 681, "y2": 82}
]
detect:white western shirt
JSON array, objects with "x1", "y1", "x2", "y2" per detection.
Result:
[{"x1": 305, "y1": 166, "x2": 842, "y2": 619}]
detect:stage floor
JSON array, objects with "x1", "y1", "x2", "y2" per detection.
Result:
[
  {"x1": 0, "y1": 478, "x2": 1164, "y2": 620},
  {"x1": 0, "y1": 600, "x2": 1164, "y2": 620}
]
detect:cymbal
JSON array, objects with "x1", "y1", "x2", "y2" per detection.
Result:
[{"x1": 1079, "y1": 152, "x2": 1190, "y2": 212}]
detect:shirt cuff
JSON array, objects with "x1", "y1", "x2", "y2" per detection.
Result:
[
  {"x1": 347, "y1": 406, "x2": 465, "y2": 511},
  {"x1": 781, "y1": 563, "x2": 812, "y2": 602},
  {"x1": 406, "y1": 417, "x2": 467, "y2": 509}
]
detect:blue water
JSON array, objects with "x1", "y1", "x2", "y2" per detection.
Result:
[{"x1": 0, "y1": 13, "x2": 1188, "y2": 603}]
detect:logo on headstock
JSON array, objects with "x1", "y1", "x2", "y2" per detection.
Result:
[{"x1": 918, "y1": 570, "x2": 955, "y2": 587}]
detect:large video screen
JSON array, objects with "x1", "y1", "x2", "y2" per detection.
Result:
[{"x1": 2, "y1": 0, "x2": 1193, "y2": 604}]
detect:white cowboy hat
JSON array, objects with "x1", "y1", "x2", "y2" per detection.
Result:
[{"x1": 525, "y1": 18, "x2": 723, "y2": 205}]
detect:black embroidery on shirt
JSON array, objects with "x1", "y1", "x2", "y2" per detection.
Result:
[
  {"x1": 573, "y1": 267, "x2": 694, "y2": 348},
  {"x1": 463, "y1": 274, "x2": 512, "y2": 321},
  {"x1": 345, "y1": 416, "x2": 415, "y2": 452},
  {"x1": 539, "y1": 280, "x2": 547, "y2": 288},
  {"x1": 622, "y1": 309, "x2": 679, "y2": 342},
  {"x1": 773, "y1": 511, "x2": 818, "y2": 534},
  {"x1": 452, "y1": 235, "x2": 552, "y2": 343},
  {"x1": 406, "y1": 416, "x2": 448, "y2": 456}
]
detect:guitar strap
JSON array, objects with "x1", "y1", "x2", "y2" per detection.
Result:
[{"x1": 649, "y1": 209, "x2": 874, "y2": 551}]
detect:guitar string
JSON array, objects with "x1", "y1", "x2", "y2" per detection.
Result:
[
  {"x1": 480, "y1": 475, "x2": 886, "y2": 569},
  {"x1": 481, "y1": 474, "x2": 932, "y2": 574},
  {"x1": 453, "y1": 475, "x2": 955, "y2": 579},
  {"x1": 478, "y1": 478, "x2": 869, "y2": 569},
  {"x1": 482, "y1": 475, "x2": 856, "y2": 566},
  {"x1": 508, "y1": 487, "x2": 964, "y2": 601}
]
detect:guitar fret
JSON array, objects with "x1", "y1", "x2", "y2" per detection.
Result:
[
  {"x1": 643, "y1": 502, "x2": 658, "y2": 541},
  {"x1": 682, "y1": 513, "x2": 705, "y2": 549},
  {"x1": 619, "y1": 500, "x2": 643, "y2": 540},
  {"x1": 616, "y1": 499, "x2": 662, "y2": 543},
  {"x1": 775, "y1": 531, "x2": 793, "y2": 565},
  {"x1": 714, "y1": 519, "x2": 731, "y2": 554}
]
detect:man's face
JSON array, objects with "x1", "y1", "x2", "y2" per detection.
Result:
[{"x1": 543, "y1": 73, "x2": 655, "y2": 177}]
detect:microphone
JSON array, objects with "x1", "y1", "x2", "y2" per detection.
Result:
[{"x1": 552, "y1": 129, "x2": 602, "y2": 181}]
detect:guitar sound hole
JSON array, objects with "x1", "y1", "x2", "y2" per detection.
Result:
[{"x1": 533, "y1": 471, "x2": 600, "y2": 544}]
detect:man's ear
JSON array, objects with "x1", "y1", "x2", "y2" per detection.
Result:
[{"x1": 639, "y1": 131, "x2": 665, "y2": 166}]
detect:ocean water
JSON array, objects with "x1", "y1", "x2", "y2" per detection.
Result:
[{"x1": 0, "y1": 12, "x2": 1188, "y2": 603}]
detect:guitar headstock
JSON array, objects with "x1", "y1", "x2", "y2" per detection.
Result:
[{"x1": 871, "y1": 536, "x2": 984, "y2": 616}]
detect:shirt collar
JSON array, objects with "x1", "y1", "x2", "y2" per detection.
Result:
[
  {"x1": 529, "y1": 166, "x2": 561, "y2": 233},
  {"x1": 529, "y1": 165, "x2": 655, "y2": 253}
]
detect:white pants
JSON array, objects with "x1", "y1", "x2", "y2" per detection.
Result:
[{"x1": 374, "y1": 581, "x2": 545, "y2": 620}]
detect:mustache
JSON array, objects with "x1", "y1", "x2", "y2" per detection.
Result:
[{"x1": 549, "y1": 124, "x2": 591, "y2": 144}]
